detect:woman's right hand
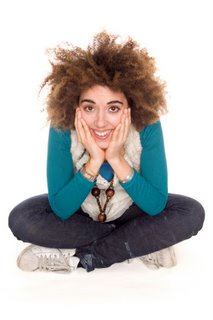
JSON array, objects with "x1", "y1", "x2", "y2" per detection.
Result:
[{"x1": 74, "y1": 108, "x2": 105, "y2": 171}]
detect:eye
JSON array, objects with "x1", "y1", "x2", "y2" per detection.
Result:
[
  {"x1": 83, "y1": 105, "x2": 94, "y2": 112},
  {"x1": 109, "y1": 106, "x2": 121, "y2": 113}
]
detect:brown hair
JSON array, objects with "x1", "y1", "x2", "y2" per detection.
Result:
[{"x1": 41, "y1": 31, "x2": 167, "y2": 131}]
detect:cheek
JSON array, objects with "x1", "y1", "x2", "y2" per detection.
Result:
[
  {"x1": 81, "y1": 113, "x2": 92, "y2": 126},
  {"x1": 110, "y1": 113, "x2": 122, "y2": 126}
]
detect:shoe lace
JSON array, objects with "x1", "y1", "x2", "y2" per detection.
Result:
[
  {"x1": 140, "y1": 253, "x2": 161, "y2": 268},
  {"x1": 37, "y1": 252, "x2": 72, "y2": 272}
]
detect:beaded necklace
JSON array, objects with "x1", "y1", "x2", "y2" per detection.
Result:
[{"x1": 91, "y1": 177, "x2": 115, "y2": 222}]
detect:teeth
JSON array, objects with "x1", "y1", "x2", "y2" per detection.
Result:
[{"x1": 94, "y1": 130, "x2": 110, "y2": 137}]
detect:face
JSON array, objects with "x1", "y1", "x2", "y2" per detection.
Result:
[{"x1": 78, "y1": 85, "x2": 128, "y2": 149}]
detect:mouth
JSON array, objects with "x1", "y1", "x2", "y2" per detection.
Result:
[{"x1": 92, "y1": 129, "x2": 112, "y2": 140}]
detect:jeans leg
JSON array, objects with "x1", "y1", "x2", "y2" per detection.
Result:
[
  {"x1": 76, "y1": 194, "x2": 205, "y2": 271},
  {"x1": 8, "y1": 194, "x2": 115, "y2": 248}
]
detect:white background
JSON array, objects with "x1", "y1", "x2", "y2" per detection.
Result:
[{"x1": 0, "y1": 0, "x2": 212, "y2": 319}]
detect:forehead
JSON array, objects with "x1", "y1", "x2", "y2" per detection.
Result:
[{"x1": 80, "y1": 85, "x2": 127, "y2": 102}]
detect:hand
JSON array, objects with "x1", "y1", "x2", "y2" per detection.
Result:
[
  {"x1": 105, "y1": 108, "x2": 131, "y2": 163},
  {"x1": 74, "y1": 108, "x2": 105, "y2": 166}
]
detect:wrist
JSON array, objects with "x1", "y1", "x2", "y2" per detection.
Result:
[
  {"x1": 86, "y1": 158, "x2": 103, "y2": 175},
  {"x1": 108, "y1": 157, "x2": 134, "y2": 182},
  {"x1": 106, "y1": 155, "x2": 123, "y2": 168},
  {"x1": 80, "y1": 164, "x2": 97, "y2": 182},
  {"x1": 85, "y1": 162, "x2": 99, "y2": 177},
  {"x1": 119, "y1": 167, "x2": 134, "y2": 184}
]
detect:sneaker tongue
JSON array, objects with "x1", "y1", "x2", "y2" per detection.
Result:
[{"x1": 59, "y1": 248, "x2": 76, "y2": 256}]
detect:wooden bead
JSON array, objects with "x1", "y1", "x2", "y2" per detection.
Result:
[
  {"x1": 98, "y1": 212, "x2": 106, "y2": 223},
  {"x1": 91, "y1": 187, "x2": 100, "y2": 197},
  {"x1": 106, "y1": 188, "x2": 115, "y2": 198},
  {"x1": 90, "y1": 181, "x2": 114, "y2": 223}
]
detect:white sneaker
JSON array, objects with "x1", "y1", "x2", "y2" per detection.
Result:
[
  {"x1": 17, "y1": 244, "x2": 80, "y2": 273},
  {"x1": 139, "y1": 246, "x2": 177, "y2": 270}
]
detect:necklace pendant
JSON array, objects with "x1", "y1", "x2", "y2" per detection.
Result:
[
  {"x1": 98, "y1": 212, "x2": 107, "y2": 223},
  {"x1": 91, "y1": 187, "x2": 100, "y2": 197},
  {"x1": 106, "y1": 187, "x2": 115, "y2": 198}
]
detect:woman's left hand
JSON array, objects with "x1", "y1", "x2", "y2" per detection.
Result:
[{"x1": 105, "y1": 108, "x2": 131, "y2": 162}]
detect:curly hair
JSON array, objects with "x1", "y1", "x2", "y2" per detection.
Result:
[{"x1": 41, "y1": 31, "x2": 167, "y2": 131}]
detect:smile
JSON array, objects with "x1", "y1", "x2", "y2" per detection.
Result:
[{"x1": 93, "y1": 130, "x2": 112, "y2": 139}]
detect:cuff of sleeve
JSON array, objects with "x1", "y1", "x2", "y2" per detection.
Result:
[
  {"x1": 119, "y1": 169, "x2": 136, "y2": 187},
  {"x1": 77, "y1": 169, "x2": 96, "y2": 187}
]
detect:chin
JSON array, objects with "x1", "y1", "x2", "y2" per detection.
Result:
[
  {"x1": 97, "y1": 143, "x2": 109, "y2": 150},
  {"x1": 96, "y1": 140, "x2": 110, "y2": 150}
]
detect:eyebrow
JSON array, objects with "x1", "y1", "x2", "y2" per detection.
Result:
[
  {"x1": 107, "y1": 100, "x2": 123, "y2": 105},
  {"x1": 80, "y1": 99, "x2": 123, "y2": 105}
]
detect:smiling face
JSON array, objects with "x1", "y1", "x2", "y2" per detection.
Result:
[{"x1": 78, "y1": 85, "x2": 128, "y2": 149}]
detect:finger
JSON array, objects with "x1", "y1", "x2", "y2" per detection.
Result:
[
  {"x1": 127, "y1": 107, "x2": 131, "y2": 125},
  {"x1": 109, "y1": 108, "x2": 127, "y2": 146},
  {"x1": 74, "y1": 108, "x2": 78, "y2": 130},
  {"x1": 123, "y1": 108, "x2": 131, "y2": 141},
  {"x1": 109, "y1": 119, "x2": 122, "y2": 143},
  {"x1": 117, "y1": 109, "x2": 127, "y2": 142},
  {"x1": 111, "y1": 110, "x2": 127, "y2": 146},
  {"x1": 75, "y1": 109, "x2": 86, "y2": 143},
  {"x1": 80, "y1": 117, "x2": 93, "y2": 141},
  {"x1": 74, "y1": 110, "x2": 82, "y2": 140},
  {"x1": 74, "y1": 108, "x2": 81, "y2": 139}
]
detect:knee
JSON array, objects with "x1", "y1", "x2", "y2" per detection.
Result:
[
  {"x1": 8, "y1": 194, "x2": 49, "y2": 239},
  {"x1": 8, "y1": 199, "x2": 30, "y2": 237},
  {"x1": 167, "y1": 194, "x2": 205, "y2": 233},
  {"x1": 189, "y1": 197, "x2": 205, "y2": 232}
]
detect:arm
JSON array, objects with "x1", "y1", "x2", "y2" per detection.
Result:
[
  {"x1": 47, "y1": 127, "x2": 95, "y2": 220},
  {"x1": 120, "y1": 121, "x2": 168, "y2": 215}
]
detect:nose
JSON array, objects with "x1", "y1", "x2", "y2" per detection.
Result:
[{"x1": 94, "y1": 110, "x2": 107, "y2": 128}]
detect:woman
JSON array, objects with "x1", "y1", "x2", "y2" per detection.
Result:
[{"x1": 8, "y1": 31, "x2": 205, "y2": 273}]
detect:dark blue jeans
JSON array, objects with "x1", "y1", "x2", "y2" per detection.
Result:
[{"x1": 8, "y1": 194, "x2": 205, "y2": 272}]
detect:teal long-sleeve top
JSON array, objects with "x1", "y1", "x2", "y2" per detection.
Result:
[{"x1": 47, "y1": 121, "x2": 168, "y2": 220}]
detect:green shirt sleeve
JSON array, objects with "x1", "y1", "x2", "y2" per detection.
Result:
[
  {"x1": 120, "y1": 121, "x2": 168, "y2": 215},
  {"x1": 47, "y1": 127, "x2": 95, "y2": 219}
]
